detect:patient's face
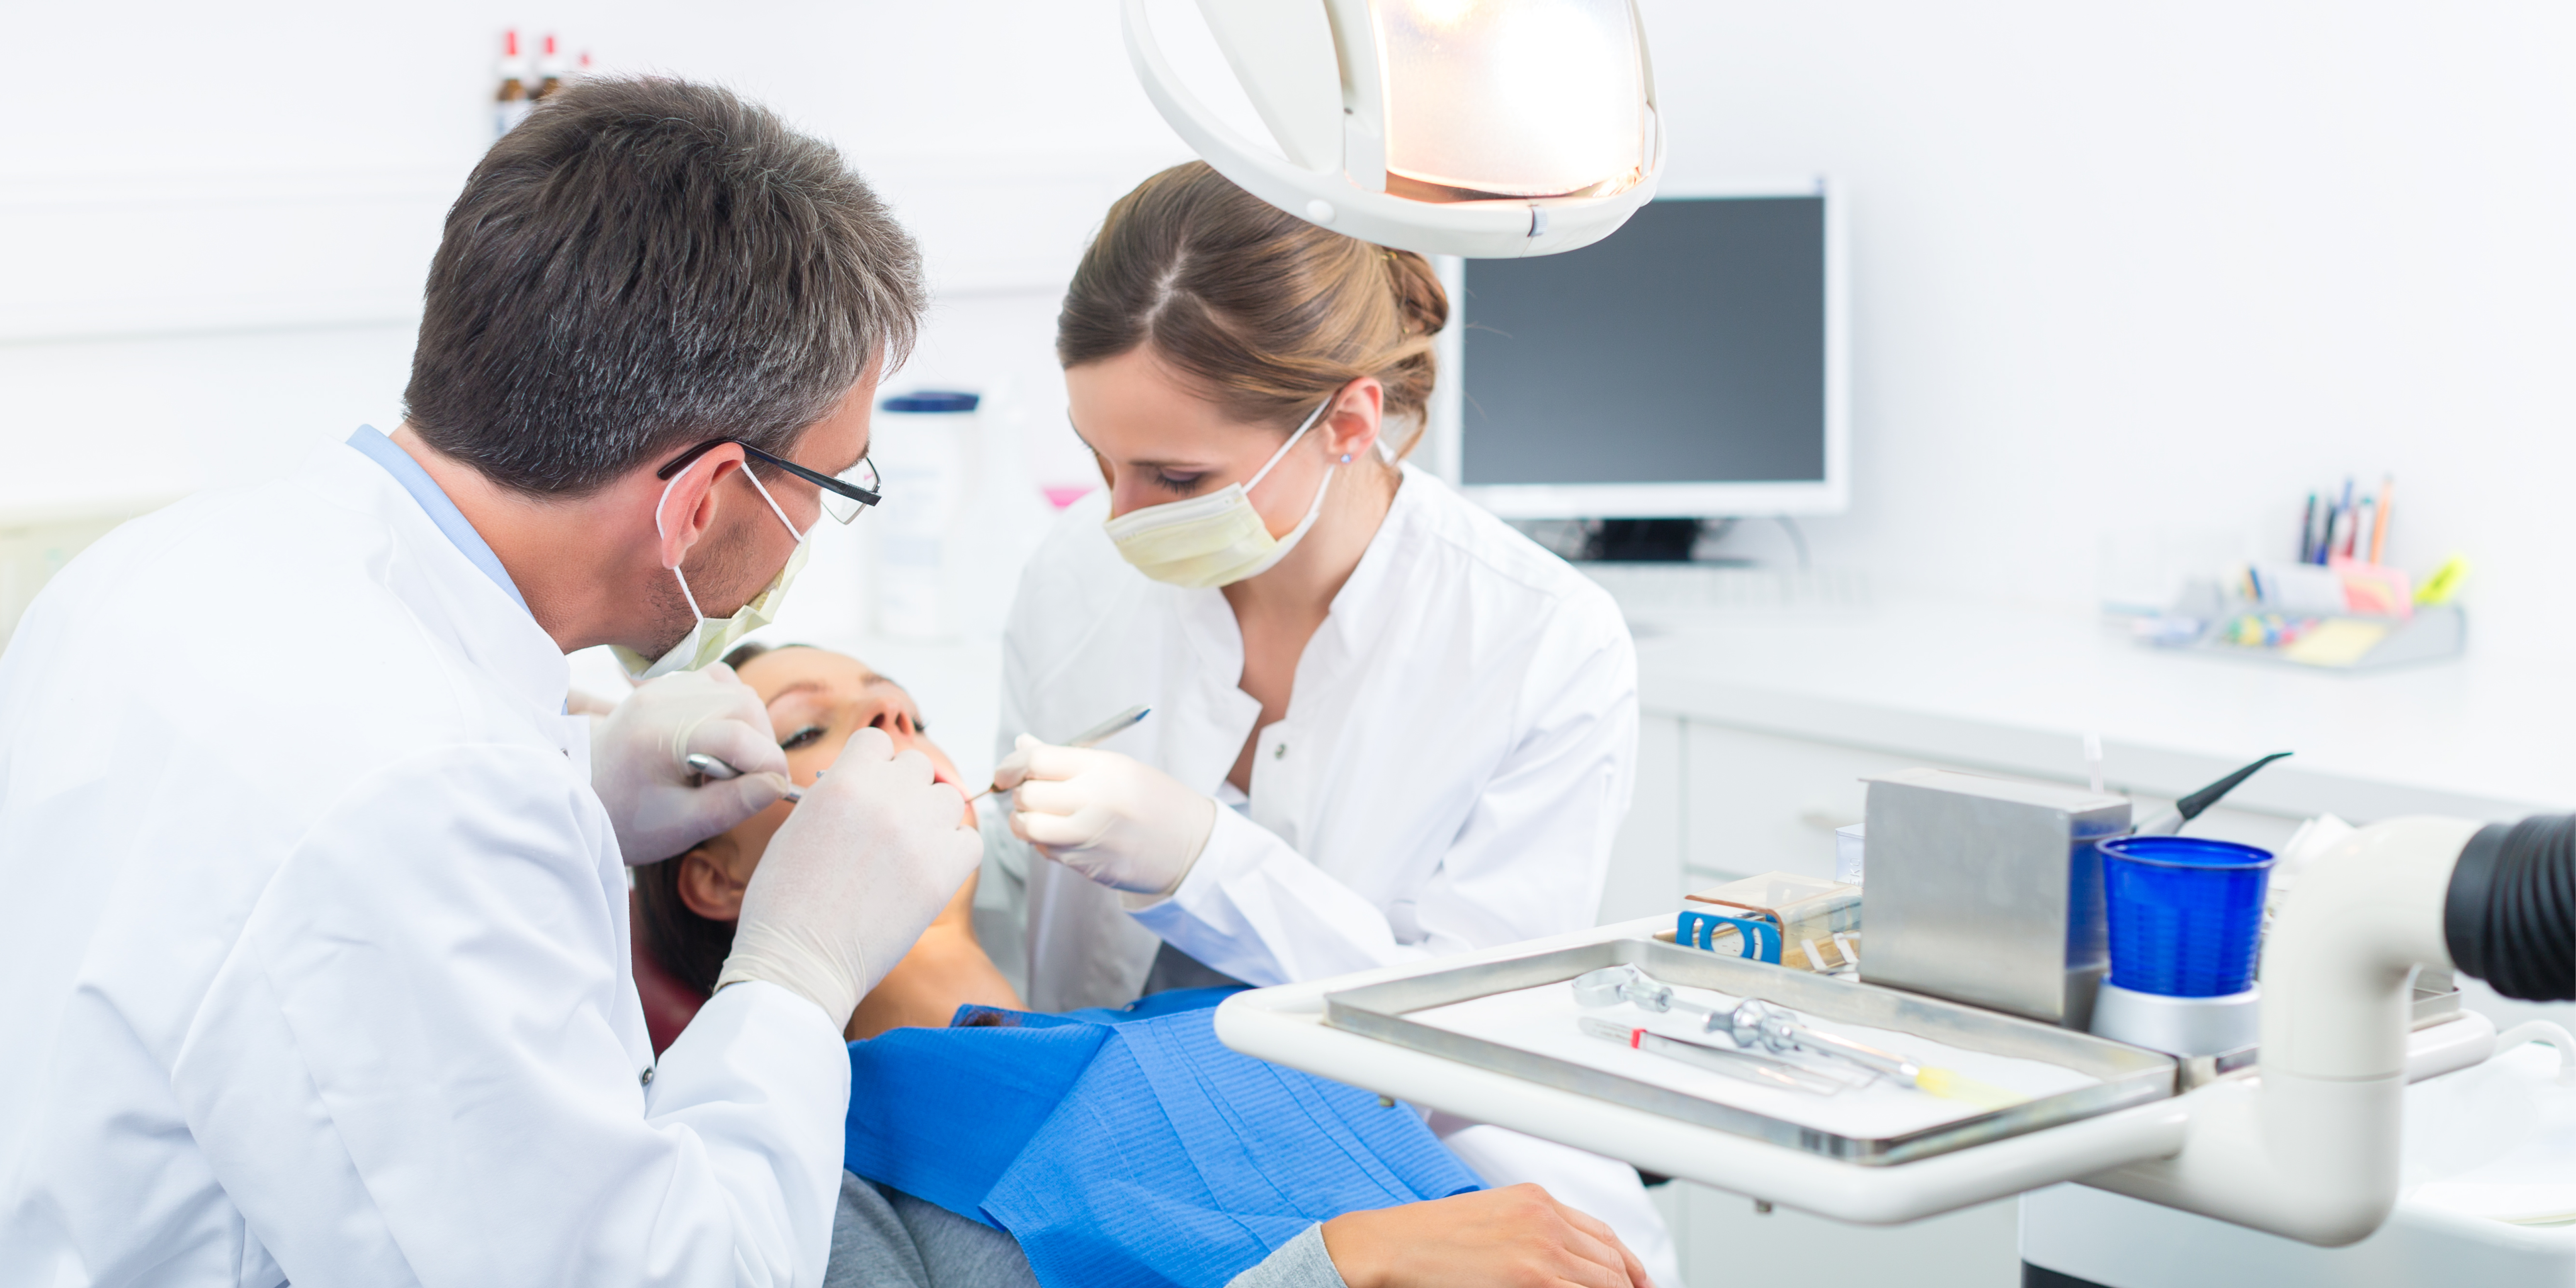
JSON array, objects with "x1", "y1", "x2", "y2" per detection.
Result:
[
  {"x1": 736, "y1": 645, "x2": 963, "y2": 794},
  {"x1": 677, "y1": 647, "x2": 969, "y2": 916}
]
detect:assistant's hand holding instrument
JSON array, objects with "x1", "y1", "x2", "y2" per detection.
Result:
[{"x1": 1001, "y1": 733, "x2": 1216, "y2": 896}]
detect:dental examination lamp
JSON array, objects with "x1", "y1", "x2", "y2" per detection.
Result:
[{"x1": 1124, "y1": 0, "x2": 1664, "y2": 257}]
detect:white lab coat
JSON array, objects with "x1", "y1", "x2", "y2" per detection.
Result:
[
  {"x1": 992, "y1": 466, "x2": 1678, "y2": 1286},
  {"x1": 0, "y1": 440, "x2": 848, "y2": 1285}
]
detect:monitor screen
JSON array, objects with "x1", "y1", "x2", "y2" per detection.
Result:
[{"x1": 1456, "y1": 193, "x2": 1834, "y2": 504}]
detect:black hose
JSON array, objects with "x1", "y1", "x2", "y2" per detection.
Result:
[{"x1": 2445, "y1": 815, "x2": 2576, "y2": 1002}]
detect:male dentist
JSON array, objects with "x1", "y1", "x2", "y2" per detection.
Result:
[{"x1": 0, "y1": 78, "x2": 976, "y2": 1285}]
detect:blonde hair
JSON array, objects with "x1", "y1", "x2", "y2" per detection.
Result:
[{"x1": 1056, "y1": 162, "x2": 1449, "y2": 453}]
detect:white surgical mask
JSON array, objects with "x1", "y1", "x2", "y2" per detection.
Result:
[
  {"x1": 1103, "y1": 396, "x2": 1338, "y2": 589},
  {"x1": 612, "y1": 461, "x2": 811, "y2": 682}
]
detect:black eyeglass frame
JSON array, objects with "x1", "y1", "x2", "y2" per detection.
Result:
[{"x1": 653, "y1": 437, "x2": 882, "y2": 521}]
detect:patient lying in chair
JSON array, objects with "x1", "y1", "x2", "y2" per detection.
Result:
[
  {"x1": 626, "y1": 643, "x2": 1653, "y2": 1288},
  {"x1": 630, "y1": 642, "x2": 1018, "y2": 1043}
]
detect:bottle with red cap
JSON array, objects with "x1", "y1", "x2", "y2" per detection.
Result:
[
  {"x1": 494, "y1": 31, "x2": 532, "y2": 138},
  {"x1": 534, "y1": 34, "x2": 567, "y2": 101}
]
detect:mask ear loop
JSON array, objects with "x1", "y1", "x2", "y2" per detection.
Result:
[
  {"x1": 654, "y1": 462, "x2": 709, "y2": 620},
  {"x1": 1245, "y1": 395, "x2": 1339, "y2": 494}
]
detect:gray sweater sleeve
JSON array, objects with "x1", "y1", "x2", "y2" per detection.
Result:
[{"x1": 1226, "y1": 1223, "x2": 1351, "y2": 1288}]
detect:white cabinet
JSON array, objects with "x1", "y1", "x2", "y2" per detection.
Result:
[
  {"x1": 1678, "y1": 723, "x2": 1965, "y2": 886},
  {"x1": 1598, "y1": 714, "x2": 1687, "y2": 922},
  {"x1": 1600, "y1": 718, "x2": 2322, "y2": 920}
]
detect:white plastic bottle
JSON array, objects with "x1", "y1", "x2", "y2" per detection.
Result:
[
  {"x1": 868, "y1": 391, "x2": 979, "y2": 641},
  {"x1": 494, "y1": 31, "x2": 532, "y2": 138}
]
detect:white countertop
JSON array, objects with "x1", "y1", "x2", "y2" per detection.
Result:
[{"x1": 1629, "y1": 593, "x2": 2576, "y2": 822}]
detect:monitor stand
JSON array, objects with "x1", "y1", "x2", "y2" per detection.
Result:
[{"x1": 1582, "y1": 518, "x2": 1702, "y2": 562}]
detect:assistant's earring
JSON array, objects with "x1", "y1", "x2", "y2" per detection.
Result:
[{"x1": 1340, "y1": 453, "x2": 1352, "y2": 464}]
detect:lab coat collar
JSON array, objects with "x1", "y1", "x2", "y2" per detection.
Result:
[
  {"x1": 1311, "y1": 463, "x2": 1425, "y2": 661},
  {"x1": 345, "y1": 425, "x2": 531, "y2": 614},
  {"x1": 1165, "y1": 587, "x2": 1262, "y2": 797},
  {"x1": 1154, "y1": 464, "x2": 1428, "y2": 797},
  {"x1": 299, "y1": 437, "x2": 574, "y2": 726}
]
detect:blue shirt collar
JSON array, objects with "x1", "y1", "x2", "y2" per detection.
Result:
[{"x1": 346, "y1": 425, "x2": 531, "y2": 614}]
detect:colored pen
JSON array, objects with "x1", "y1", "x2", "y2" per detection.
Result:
[
  {"x1": 2300, "y1": 493, "x2": 2318, "y2": 563},
  {"x1": 2370, "y1": 476, "x2": 2393, "y2": 565}
]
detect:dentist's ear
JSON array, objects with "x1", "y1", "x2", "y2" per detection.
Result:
[{"x1": 652, "y1": 446, "x2": 751, "y2": 572}]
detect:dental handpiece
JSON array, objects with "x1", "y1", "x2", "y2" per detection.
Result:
[{"x1": 684, "y1": 752, "x2": 807, "y2": 803}]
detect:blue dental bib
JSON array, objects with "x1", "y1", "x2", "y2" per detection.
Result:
[{"x1": 844, "y1": 989, "x2": 1481, "y2": 1288}]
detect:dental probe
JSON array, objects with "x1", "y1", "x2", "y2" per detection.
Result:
[{"x1": 966, "y1": 704, "x2": 1152, "y2": 803}]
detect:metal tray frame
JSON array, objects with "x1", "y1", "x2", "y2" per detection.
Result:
[{"x1": 1323, "y1": 938, "x2": 2176, "y2": 1165}]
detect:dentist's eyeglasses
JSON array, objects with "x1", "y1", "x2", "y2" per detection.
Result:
[{"x1": 655, "y1": 438, "x2": 882, "y2": 524}]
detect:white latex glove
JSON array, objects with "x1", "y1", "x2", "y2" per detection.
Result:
[
  {"x1": 589, "y1": 663, "x2": 790, "y2": 864},
  {"x1": 717, "y1": 727, "x2": 982, "y2": 1028},
  {"x1": 997, "y1": 733, "x2": 1217, "y2": 896}
]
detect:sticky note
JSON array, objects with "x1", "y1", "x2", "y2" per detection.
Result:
[{"x1": 2281, "y1": 618, "x2": 2388, "y2": 668}]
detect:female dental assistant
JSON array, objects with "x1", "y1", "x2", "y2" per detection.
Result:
[
  {"x1": 995, "y1": 162, "x2": 1639, "y2": 1011},
  {"x1": 988, "y1": 161, "x2": 1666, "y2": 1283}
]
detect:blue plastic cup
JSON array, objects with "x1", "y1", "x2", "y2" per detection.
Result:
[{"x1": 2099, "y1": 836, "x2": 2276, "y2": 997}]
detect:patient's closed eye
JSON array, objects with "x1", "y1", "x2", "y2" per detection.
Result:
[{"x1": 780, "y1": 725, "x2": 826, "y2": 751}]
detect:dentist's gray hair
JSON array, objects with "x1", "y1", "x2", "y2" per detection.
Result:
[{"x1": 404, "y1": 77, "x2": 924, "y2": 497}]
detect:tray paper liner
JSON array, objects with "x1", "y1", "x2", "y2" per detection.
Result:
[{"x1": 1411, "y1": 977, "x2": 2101, "y2": 1139}]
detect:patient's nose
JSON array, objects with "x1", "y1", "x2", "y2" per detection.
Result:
[{"x1": 868, "y1": 707, "x2": 919, "y2": 747}]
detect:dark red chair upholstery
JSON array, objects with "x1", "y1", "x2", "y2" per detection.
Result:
[{"x1": 629, "y1": 889, "x2": 710, "y2": 1056}]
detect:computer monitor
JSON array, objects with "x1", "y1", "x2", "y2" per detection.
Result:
[{"x1": 1426, "y1": 179, "x2": 1848, "y2": 518}]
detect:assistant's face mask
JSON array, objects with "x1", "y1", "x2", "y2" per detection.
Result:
[
  {"x1": 1103, "y1": 396, "x2": 1338, "y2": 589},
  {"x1": 612, "y1": 460, "x2": 811, "y2": 682}
]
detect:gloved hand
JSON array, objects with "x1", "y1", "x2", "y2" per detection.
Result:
[
  {"x1": 997, "y1": 734, "x2": 1217, "y2": 896},
  {"x1": 589, "y1": 664, "x2": 790, "y2": 864},
  {"x1": 717, "y1": 727, "x2": 982, "y2": 1027}
]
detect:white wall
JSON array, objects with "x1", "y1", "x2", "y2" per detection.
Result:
[
  {"x1": 0, "y1": 0, "x2": 1185, "y2": 515},
  {"x1": 1644, "y1": 2, "x2": 2576, "y2": 661},
  {"x1": 5, "y1": 1, "x2": 2572, "y2": 661}
]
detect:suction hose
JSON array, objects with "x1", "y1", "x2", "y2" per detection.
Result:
[{"x1": 2446, "y1": 814, "x2": 2576, "y2": 1002}]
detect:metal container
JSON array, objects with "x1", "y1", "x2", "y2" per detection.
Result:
[
  {"x1": 1860, "y1": 769, "x2": 2131, "y2": 1029},
  {"x1": 1321, "y1": 938, "x2": 2175, "y2": 1165}
]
